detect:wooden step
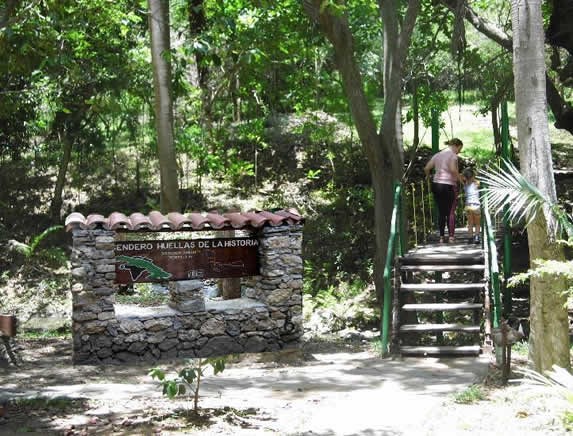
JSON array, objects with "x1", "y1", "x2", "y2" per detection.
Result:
[
  {"x1": 400, "y1": 323, "x2": 480, "y2": 333},
  {"x1": 401, "y1": 302, "x2": 482, "y2": 311},
  {"x1": 400, "y1": 253, "x2": 484, "y2": 266},
  {"x1": 400, "y1": 264, "x2": 485, "y2": 273},
  {"x1": 400, "y1": 345, "x2": 481, "y2": 356},
  {"x1": 400, "y1": 283, "x2": 485, "y2": 292},
  {"x1": 400, "y1": 245, "x2": 483, "y2": 265}
]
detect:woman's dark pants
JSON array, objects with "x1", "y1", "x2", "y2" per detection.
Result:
[{"x1": 432, "y1": 182, "x2": 455, "y2": 238}]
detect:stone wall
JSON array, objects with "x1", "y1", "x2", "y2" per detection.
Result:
[{"x1": 70, "y1": 224, "x2": 303, "y2": 364}]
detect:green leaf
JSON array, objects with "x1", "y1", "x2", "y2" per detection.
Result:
[
  {"x1": 179, "y1": 367, "x2": 197, "y2": 383},
  {"x1": 28, "y1": 225, "x2": 63, "y2": 257},
  {"x1": 149, "y1": 367, "x2": 165, "y2": 381},
  {"x1": 165, "y1": 381, "x2": 179, "y2": 399},
  {"x1": 207, "y1": 357, "x2": 226, "y2": 375},
  {"x1": 480, "y1": 160, "x2": 573, "y2": 241}
]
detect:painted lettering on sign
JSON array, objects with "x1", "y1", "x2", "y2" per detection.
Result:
[{"x1": 114, "y1": 237, "x2": 259, "y2": 284}]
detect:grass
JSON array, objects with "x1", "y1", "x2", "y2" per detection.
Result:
[
  {"x1": 116, "y1": 283, "x2": 170, "y2": 306},
  {"x1": 512, "y1": 340, "x2": 529, "y2": 357},
  {"x1": 20, "y1": 326, "x2": 71, "y2": 340},
  {"x1": 11, "y1": 397, "x2": 76, "y2": 410},
  {"x1": 563, "y1": 410, "x2": 573, "y2": 431},
  {"x1": 370, "y1": 337, "x2": 384, "y2": 356},
  {"x1": 453, "y1": 384, "x2": 487, "y2": 404}
]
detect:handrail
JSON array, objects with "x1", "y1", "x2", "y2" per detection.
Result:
[
  {"x1": 482, "y1": 193, "x2": 502, "y2": 330},
  {"x1": 381, "y1": 179, "x2": 503, "y2": 355},
  {"x1": 380, "y1": 182, "x2": 402, "y2": 356}
]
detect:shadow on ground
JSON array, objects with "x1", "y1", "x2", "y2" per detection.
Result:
[{"x1": 0, "y1": 336, "x2": 491, "y2": 435}]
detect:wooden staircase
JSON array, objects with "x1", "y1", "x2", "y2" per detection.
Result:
[{"x1": 392, "y1": 235, "x2": 487, "y2": 356}]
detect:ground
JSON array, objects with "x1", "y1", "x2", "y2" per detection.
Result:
[{"x1": 0, "y1": 334, "x2": 571, "y2": 435}]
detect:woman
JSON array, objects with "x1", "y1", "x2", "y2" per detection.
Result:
[{"x1": 424, "y1": 138, "x2": 463, "y2": 243}]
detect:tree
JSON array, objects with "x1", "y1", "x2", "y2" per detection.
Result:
[
  {"x1": 0, "y1": 0, "x2": 152, "y2": 222},
  {"x1": 440, "y1": 0, "x2": 573, "y2": 137},
  {"x1": 508, "y1": 0, "x2": 570, "y2": 372},
  {"x1": 148, "y1": 0, "x2": 180, "y2": 213},
  {"x1": 302, "y1": 0, "x2": 421, "y2": 300}
]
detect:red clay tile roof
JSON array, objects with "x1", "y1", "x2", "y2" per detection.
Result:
[{"x1": 64, "y1": 209, "x2": 303, "y2": 232}]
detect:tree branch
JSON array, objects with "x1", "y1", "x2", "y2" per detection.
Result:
[
  {"x1": 440, "y1": 0, "x2": 512, "y2": 50},
  {"x1": 440, "y1": 0, "x2": 573, "y2": 136},
  {"x1": 302, "y1": 0, "x2": 379, "y2": 163}
]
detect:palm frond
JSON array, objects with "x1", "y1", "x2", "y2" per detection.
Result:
[
  {"x1": 28, "y1": 225, "x2": 63, "y2": 256},
  {"x1": 479, "y1": 160, "x2": 573, "y2": 240}
]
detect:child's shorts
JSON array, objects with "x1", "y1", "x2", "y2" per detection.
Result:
[{"x1": 465, "y1": 205, "x2": 481, "y2": 215}]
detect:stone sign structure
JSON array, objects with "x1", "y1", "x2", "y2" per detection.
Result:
[{"x1": 65, "y1": 209, "x2": 303, "y2": 364}]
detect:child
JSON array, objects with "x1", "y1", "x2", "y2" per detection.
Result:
[{"x1": 462, "y1": 168, "x2": 481, "y2": 244}]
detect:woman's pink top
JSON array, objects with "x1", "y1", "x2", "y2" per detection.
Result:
[{"x1": 430, "y1": 148, "x2": 458, "y2": 185}]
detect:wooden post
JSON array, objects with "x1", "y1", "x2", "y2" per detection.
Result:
[
  {"x1": 0, "y1": 315, "x2": 16, "y2": 337},
  {"x1": 221, "y1": 229, "x2": 241, "y2": 299},
  {"x1": 0, "y1": 315, "x2": 18, "y2": 366}
]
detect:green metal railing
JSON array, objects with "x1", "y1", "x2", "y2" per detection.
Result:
[
  {"x1": 500, "y1": 101, "x2": 513, "y2": 315},
  {"x1": 483, "y1": 194, "x2": 502, "y2": 330},
  {"x1": 380, "y1": 182, "x2": 504, "y2": 356},
  {"x1": 380, "y1": 100, "x2": 511, "y2": 354},
  {"x1": 380, "y1": 182, "x2": 403, "y2": 356}
]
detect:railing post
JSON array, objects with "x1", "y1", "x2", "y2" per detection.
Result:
[
  {"x1": 483, "y1": 192, "x2": 503, "y2": 363},
  {"x1": 483, "y1": 195, "x2": 502, "y2": 330},
  {"x1": 430, "y1": 108, "x2": 440, "y2": 231},
  {"x1": 501, "y1": 101, "x2": 512, "y2": 316},
  {"x1": 381, "y1": 182, "x2": 402, "y2": 356}
]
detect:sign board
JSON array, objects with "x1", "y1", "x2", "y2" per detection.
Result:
[{"x1": 114, "y1": 237, "x2": 259, "y2": 284}]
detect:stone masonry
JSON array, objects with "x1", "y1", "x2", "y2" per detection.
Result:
[{"x1": 70, "y1": 224, "x2": 303, "y2": 364}]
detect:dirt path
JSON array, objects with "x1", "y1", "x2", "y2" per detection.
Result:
[{"x1": 0, "y1": 337, "x2": 569, "y2": 435}]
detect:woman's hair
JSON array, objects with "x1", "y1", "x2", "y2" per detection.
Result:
[
  {"x1": 445, "y1": 137, "x2": 463, "y2": 147},
  {"x1": 462, "y1": 167, "x2": 474, "y2": 180}
]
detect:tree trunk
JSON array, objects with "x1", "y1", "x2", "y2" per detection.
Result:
[
  {"x1": 526, "y1": 217, "x2": 570, "y2": 371},
  {"x1": 511, "y1": 0, "x2": 570, "y2": 372},
  {"x1": 188, "y1": 0, "x2": 213, "y2": 130},
  {"x1": 148, "y1": 0, "x2": 180, "y2": 213},
  {"x1": 49, "y1": 131, "x2": 72, "y2": 223},
  {"x1": 412, "y1": 83, "x2": 420, "y2": 148},
  {"x1": 221, "y1": 229, "x2": 241, "y2": 299},
  {"x1": 303, "y1": 0, "x2": 419, "y2": 299}
]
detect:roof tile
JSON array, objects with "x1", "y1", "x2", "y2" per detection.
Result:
[
  {"x1": 274, "y1": 208, "x2": 303, "y2": 224},
  {"x1": 108, "y1": 212, "x2": 130, "y2": 230},
  {"x1": 129, "y1": 213, "x2": 153, "y2": 230},
  {"x1": 258, "y1": 211, "x2": 290, "y2": 226},
  {"x1": 240, "y1": 212, "x2": 269, "y2": 228},
  {"x1": 187, "y1": 212, "x2": 209, "y2": 229},
  {"x1": 85, "y1": 214, "x2": 107, "y2": 230},
  {"x1": 64, "y1": 209, "x2": 303, "y2": 232},
  {"x1": 148, "y1": 211, "x2": 174, "y2": 230},
  {"x1": 224, "y1": 212, "x2": 250, "y2": 229},
  {"x1": 205, "y1": 212, "x2": 230, "y2": 229},
  {"x1": 167, "y1": 212, "x2": 193, "y2": 230},
  {"x1": 65, "y1": 212, "x2": 87, "y2": 232}
]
